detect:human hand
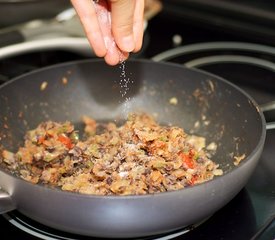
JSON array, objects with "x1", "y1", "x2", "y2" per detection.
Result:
[{"x1": 71, "y1": 0, "x2": 145, "y2": 65}]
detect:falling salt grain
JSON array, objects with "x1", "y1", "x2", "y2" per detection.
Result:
[
  {"x1": 92, "y1": 0, "x2": 133, "y2": 116},
  {"x1": 118, "y1": 59, "x2": 133, "y2": 116}
]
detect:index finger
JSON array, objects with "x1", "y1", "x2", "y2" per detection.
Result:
[
  {"x1": 71, "y1": 0, "x2": 107, "y2": 57},
  {"x1": 109, "y1": 0, "x2": 136, "y2": 52}
]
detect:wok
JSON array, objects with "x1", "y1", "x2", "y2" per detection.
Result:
[{"x1": 0, "y1": 59, "x2": 268, "y2": 238}]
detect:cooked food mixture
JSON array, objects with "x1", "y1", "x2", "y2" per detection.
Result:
[{"x1": 1, "y1": 113, "x2": 222, "y2": 195}]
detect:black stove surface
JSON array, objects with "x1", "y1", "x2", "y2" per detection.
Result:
[{"x1": 0, "y1": 10, "x2": 275, "y2": 240}]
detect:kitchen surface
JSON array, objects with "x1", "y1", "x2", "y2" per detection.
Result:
[{"x1": 0, "y1": 0, "x2": 275, "y2": 239}]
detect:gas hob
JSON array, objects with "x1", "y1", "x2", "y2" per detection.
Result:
[{"x1": 0, "y1": 5, "x2": 275, "y2": 239}]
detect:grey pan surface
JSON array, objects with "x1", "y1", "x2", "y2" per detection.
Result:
[{"x1": 0, "y1": 59, "x2": 266, "y2": 238}]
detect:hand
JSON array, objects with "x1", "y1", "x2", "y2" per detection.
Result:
[{"x1": 71, "y1": 0, "x2": 145, "y2": 65}]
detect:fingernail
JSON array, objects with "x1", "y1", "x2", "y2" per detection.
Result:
[{"x1": 121, "y1": 35, "x2": 135, "y2": 52}]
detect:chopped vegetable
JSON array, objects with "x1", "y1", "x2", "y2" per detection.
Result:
[
  {"x1": 0, "y1": 113, "x2": 223, "y2": 195},
  {"x1": 179, "y1": 152, "x2": 195, "y2": 169},
  {"x1": 58, "y1": 134, "x2": 73, "y2": 149},
  {"x1": 169, "y1": 97, "x2": 178, "y2": 105},
  {"x1": 40, "y1": 81, "x2": 48, "y2": 91}
]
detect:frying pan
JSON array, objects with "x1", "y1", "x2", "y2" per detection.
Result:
[{"x1": 0, "y1": 59, "x2": 268, "y2": 238}]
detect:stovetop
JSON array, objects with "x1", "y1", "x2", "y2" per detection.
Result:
[{"x1": 0, "y1": 7, "x2": 275, "y2": 240}]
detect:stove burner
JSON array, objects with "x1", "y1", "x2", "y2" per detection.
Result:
[
  {"x1": 152, "y1": 41, "x2": 275, "y2": 62},
  {"x1": 0, "y1": 36, "x2": 274, "y2": 239},
  {"x1": 3, "y1": 211, "x2": 205, "y2": 240},
  {"x1": 151, "y1": 41, "x2": 275, "y2": 240},
  {"x1": 152, "y1": 41, "x2": 275, "y2": 104}
]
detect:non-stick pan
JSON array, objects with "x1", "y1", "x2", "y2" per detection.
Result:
[{"x1": 0, "y1": 59, "x2": 269, "y2": 238}]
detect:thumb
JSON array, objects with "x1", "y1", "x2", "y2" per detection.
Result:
[{"x1": 109, "y1": 0, "x2": 135, "y2": 52}]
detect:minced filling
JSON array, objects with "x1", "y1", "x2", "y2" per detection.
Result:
[{"x1": 1, "y1": 113, "x2": 222, "y2": 195}]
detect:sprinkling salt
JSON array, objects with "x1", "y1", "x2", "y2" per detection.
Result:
[
  {"x1": 93, "y1": 0, "x2": 133, "y2": 117},
  {"x1": 118, "y1": 58, "x2": 133, "y2": 117}
]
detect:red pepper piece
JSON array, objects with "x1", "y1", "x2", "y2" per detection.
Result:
[
  {"x1": 179, "y1": 152, "x2": 194, "y2": 169},
  {"x1": 189, "y1": 175, "x2": 198, "y2": 185},
  {"x1": 58, "y1": 134, "x2": 73, "y2": 149},
  {"x1": 37, "y1": 136, "x2": 45, "y2": 144}
]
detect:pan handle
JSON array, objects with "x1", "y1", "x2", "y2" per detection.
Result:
[
  {"x1": 0, "y1": 189, "x2": 16, "y2": 214},
  {"x1": 261, "y1": 101, "x2": 275, "y2": 130}
]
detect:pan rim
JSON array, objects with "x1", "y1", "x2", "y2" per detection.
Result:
[{"x1": 0, "y1": 58, "x2": 266, "y2": 199}]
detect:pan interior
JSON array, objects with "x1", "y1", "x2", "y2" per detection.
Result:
[{"x1": 0, "y1": 59, "x2": 264, "y2": 174}]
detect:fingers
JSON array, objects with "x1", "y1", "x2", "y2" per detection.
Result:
[
  {"x1": 71, "y1": 0, "x2": 145, "y2": 65},
  {"x1": 133, "y1": 0, "x2": 145, "y2": 52},
  {"x1": 93, "y1": 1, "x2": 126, "y2": 65},
  {"x1": 105, "y1": 51, "x2": 129, "y2": 65},
  {"x1": 71, "y1": 0, "x2": 107, "y2": 57},
  {"x1": 110, "y1": 0, "x2": 145, "y2": 54},
  {"x1": 109, "y1": 0, "x2": 136, "y2": 52}
]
